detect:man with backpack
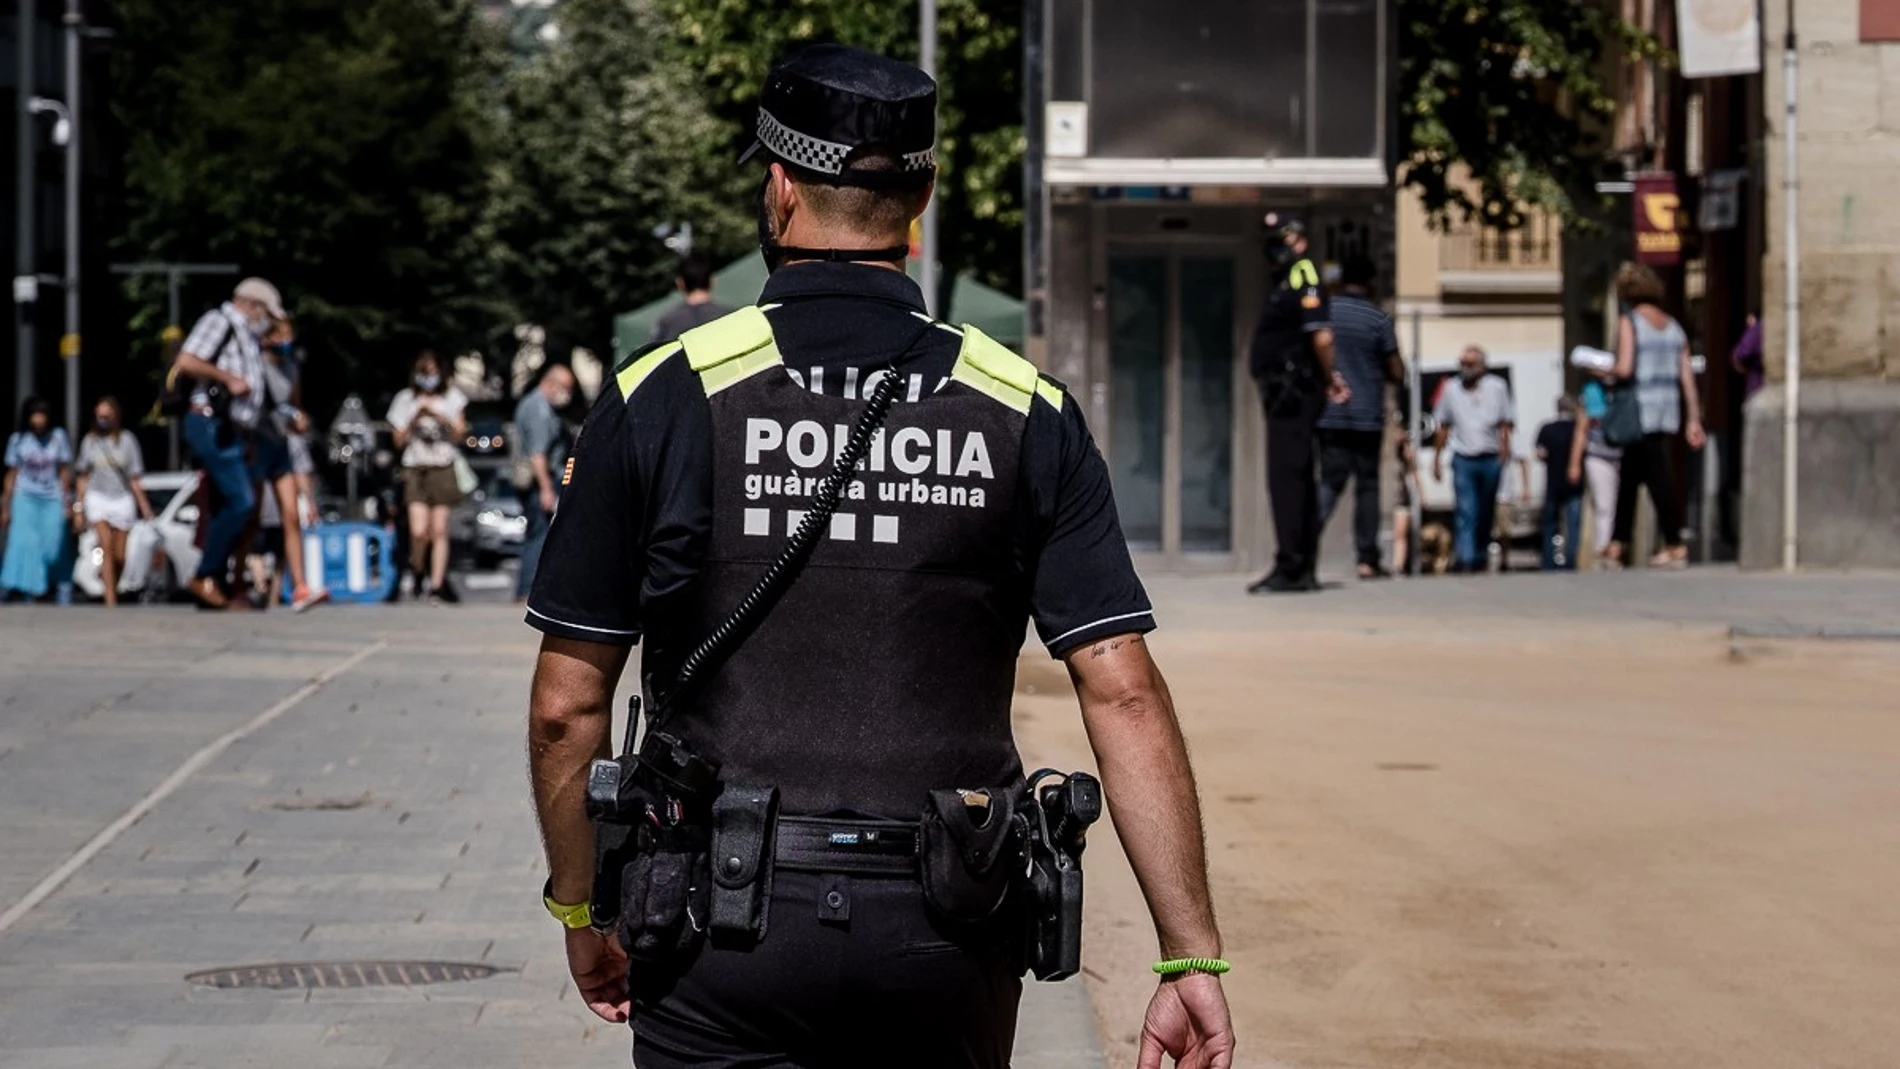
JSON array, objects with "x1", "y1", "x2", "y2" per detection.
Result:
[{"x1": 168, "y1": 277, "x2": 284, "y2": 608}]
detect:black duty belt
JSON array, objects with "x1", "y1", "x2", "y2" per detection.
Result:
[{"x1": 774, "y1": 816, "x2": 919, "y2": 876}]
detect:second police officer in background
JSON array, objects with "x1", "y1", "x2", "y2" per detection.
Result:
[
  {"x1": 525, "y1": 45, "x2": 1234, "y2": 1069},
  {"x1": 1247, "y1": 215, "x2": 1348, "y2": 595}
]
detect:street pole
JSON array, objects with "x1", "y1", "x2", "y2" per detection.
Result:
[
  {"x1": 61, "y1": 0, "x2": 81, "y2": 441},
  {"x1": 1407, "y1": 308, "x2": 1422, "y2": 575},
  {"x1": 918, "y1": 0, "x2": 940, "y2": 318},
  {"x1": 15, "y1": 0, "x2": 37, "y2": 408},
  {"x1": 1781, "y1": 0, "x2": 1800, "y2": 572}
]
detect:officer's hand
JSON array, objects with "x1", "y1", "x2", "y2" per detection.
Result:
[
  {"x1": 564, "y1": 926, "x2": 631, "y2": 1024},
  {"x1": 1138, "y1": 974, "x2": 1235, "y2": 1069}
]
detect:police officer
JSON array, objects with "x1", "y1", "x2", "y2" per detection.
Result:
[
  {"x1": 526, "y1": 45, "x2": 1234, "y2": 1069},
  {"x1": 1247, "y1": 214, "x2": 1348, "y2": 594}
]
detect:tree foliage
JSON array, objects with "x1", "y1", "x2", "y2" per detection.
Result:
[
  {"x1": 657, "y1": 0, "x2": 1025, "y2": 298},
  {"x1": 481, "y1": 0, "x2": 754, "y2": 362},
  {"x1": 109, "y1": 0, "x2": 501, "y2": 409},
  {"x1": 1399, "y1": 0, "x2": 1658, "y2": 229}
]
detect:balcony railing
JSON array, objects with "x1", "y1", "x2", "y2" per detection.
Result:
[{"x1": 1436, "y1": 215, "x2": 1561, "y2": 295}]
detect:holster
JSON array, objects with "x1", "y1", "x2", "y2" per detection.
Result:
[
  {"x1": 919, "y1": 788, "x2": 1025, "y2": 925},
  {"x1": 709, "y1": 782, "x2": 778, "y2": 944}
]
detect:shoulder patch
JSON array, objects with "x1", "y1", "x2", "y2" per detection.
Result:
[
  {"x1": 677, "y1": 306, "x2": 784, "y2": 396},
  {"x1": 1289, "y1": 259, "x2": 1320, "y2": 290},
  {"x1": 615, "y1": 341, "x2": 683, "y2": 400},
  {"x1": 952, "y1": 326, "x2": 1047, "y2": 414}
]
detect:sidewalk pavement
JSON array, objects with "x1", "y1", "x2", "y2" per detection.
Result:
[{"x1": 0, "y1": 605, "x2": 1103, "y2": 1069}]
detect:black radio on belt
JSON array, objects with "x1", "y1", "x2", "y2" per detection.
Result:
[
  {"x1": 1021, "y1": 769, "x2": 1102, "y2": 982},
  {"x1": 584, "y1": 696, "x2": 721, "y2": 940}
]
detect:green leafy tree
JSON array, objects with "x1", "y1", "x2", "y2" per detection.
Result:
[
  {"x1": 483, "y1": 0, "x2": 754, "y2": 362},
  {"x1": 109, "y1": 0, "x2": 503, "y2": 413},
  {"x1": 658, "y1": 0, "x2": 1025, "y2": 298},
  {"x1": 1399, "y1": 0, "x2": 1657, "y2": 229}
]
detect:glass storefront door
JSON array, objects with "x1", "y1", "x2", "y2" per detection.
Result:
[{"x1": 1103, "y1": 249, "x2": 1238, "y2": 560}]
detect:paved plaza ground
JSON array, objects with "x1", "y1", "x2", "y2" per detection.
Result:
[{"x1": 2, "y1": 567, "x2": 1898, "y2": 1067}]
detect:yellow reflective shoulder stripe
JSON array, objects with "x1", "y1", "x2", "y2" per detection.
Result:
[
  {"x1": 678, "y1": 306, "x2": 783, "y2": 397},
  {"x1": 1035, "y1": 378, "x2": 1065, "y2": 412},
  {"x1": 615, "y1": 341, "x2": 683, "y2": 399},
  {"x1": 1289, "y1": 259, "x2": 1319, "y2": 289},
  {"x1": 952, "y1": 325, "x2": 1062, "y2": 415}
]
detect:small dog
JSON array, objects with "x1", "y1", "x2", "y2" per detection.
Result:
[{"x1": 1418, "y1": 521, "x2": 1455, "y2": 576}]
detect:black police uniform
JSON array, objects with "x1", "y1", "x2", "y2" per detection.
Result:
[
  {"x1": 1248, "y1": 258, "x2": 1331, "y2": 587},
  {"x1": 527, "y1": 46, "x2": 1154, "y2": 1069}
]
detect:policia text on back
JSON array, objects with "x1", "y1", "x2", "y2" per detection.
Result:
[{"x1": 583, "y1": 309, "x2": 1101, "y2": 981}]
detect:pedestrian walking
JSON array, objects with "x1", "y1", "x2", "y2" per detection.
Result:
[
  {"x1": 648, "y1": 253, "x2": 734, "y2": 344},
  {"x1": 170, "y1": 277, "x2": 282, "y2": 609},
  {"x1": 1534, "y1": 397, "x2": 1584, "y2": 570},
  {"x1": 526, "y1": 45, "x2": 1231, "y2": 1069},
  {"x1": 1567, "y1": 377, "x2": 1622, "y2": 566},
  {"x1": 512, "y1": 364, "x2": 574, "y2": 602},
  {"x1": 1431, "y1": 346, "x2": 1518, "y2": 573},
  {"x1": 1315, "y1": 254, "x2": 1403, "y2": 579},
  {"x1": 1604, "y1": 263, "x2": 1705, "y2": 569},
  {"x1": 1, "y1": 397, "x2": 74, "y2": 601},
  {"x1": 1248, "y1": 213, "x2": 1349, "y2": 593},
  {"x1": 73, "y1": 398, "x2": 155, "y2": 606},
  {"x1": 257, "y1": 319, "x2": 326, "y2": 611},
  {"x1": 387, "y1": 350, "x2": 469, "y2": 603}
]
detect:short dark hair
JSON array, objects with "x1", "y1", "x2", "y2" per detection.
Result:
[
  {"x1": 795, "y1": 148, "x2": 930, "y2": 236},
  {"x1": 677, "y1": 254, "x2": 714, "y2": 292},
  {"x1": 1341, "y1": 254, "x2": 1377, "y2": 290}
]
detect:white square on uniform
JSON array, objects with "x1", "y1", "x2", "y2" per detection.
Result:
[
  {"x1": 830, "y1": 513, "x2": 857, "y2": 541},
  {"x1": 743, "y1": 508, "x2": 770, "y2": 536},
  {"x1": 786, "y1": 510, "x2": 807, "y2": 535},
  {"x1": 872, "y1": 515, "x2": 900, "y2": 544}
]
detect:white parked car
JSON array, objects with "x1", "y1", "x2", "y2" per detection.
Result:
[{"x1": 72, "y1": 471, "x2": 203, "y2": 602}]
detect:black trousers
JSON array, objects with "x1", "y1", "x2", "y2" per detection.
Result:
[
  {"x1": 1612, "y1": 432, "x2": 1685, "y2": 549},
  {"x1": 631, "y1": 870, "x2": 1022, "y2": 1069},
  {"x1": 1316, "y1": 428, "x2": 1384, "y2": 568},
  {"x1": 1264, "y1": 387, "x2": 1326, "y2": 577}
]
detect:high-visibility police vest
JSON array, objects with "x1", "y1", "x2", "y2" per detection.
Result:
[{"x1": 616, "y1": 306, "x2": 1064, "y2": 820}]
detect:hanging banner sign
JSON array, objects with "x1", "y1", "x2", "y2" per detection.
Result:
[
  {"x1": 1634, "y1": 174, "x2": 1683, "y2": 266},
  {"x1": 1677, "y1": 0, "x2": 1762, "y2": 77}
]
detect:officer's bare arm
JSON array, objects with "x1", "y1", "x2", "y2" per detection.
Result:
[
  {"x1": 528, "y1": 636, "x2": 631, "y2": 903},
  {"x1": 1065, "y1": 633, "x2": 1221, "y2": 959}
]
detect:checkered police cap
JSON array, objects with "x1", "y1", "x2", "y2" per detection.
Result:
[{"x1": 738, "y1": 44, "x2": 937, "y2": 190}]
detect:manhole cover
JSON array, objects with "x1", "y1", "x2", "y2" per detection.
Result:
[{"x1": 185, "y1": 960, "x2": 500, "y2": 990}]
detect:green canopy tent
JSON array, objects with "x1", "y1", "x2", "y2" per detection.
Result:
[{"x1": 613, "y1": 253, "x2": 1024, "y2": 361}]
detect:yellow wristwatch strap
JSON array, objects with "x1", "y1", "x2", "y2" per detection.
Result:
[{"x1": 542, "y1": 879, "x2": 592, "y2": 930}]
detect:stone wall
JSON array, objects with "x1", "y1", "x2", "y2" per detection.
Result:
[{"x1": 1741, "y1": 382, "x2": 1900, "y2": 569}]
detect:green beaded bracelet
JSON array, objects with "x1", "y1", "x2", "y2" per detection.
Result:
[{"x1": 1153, "y1": 957, "x2": 1231, "y2": 977}]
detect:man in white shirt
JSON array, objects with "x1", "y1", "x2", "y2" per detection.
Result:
[{"x1": 1431, "y1": 346, "x2": 1517, "y2": 573}]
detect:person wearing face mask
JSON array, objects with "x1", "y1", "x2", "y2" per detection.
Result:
[
  {"x1": 2, "y1": 397, "x2": 75, "y2": 601},
  {"x1": 511, "y1": 363, "x2": 575, "y2": 601},
  {"x1": 386, "y1": 350, "x2": 470, "y2": 603},
  {"x1": 254, "y1": 318, "x2": 326, "y2": 611},
  {"x1": 170, "y1": 277, "x2": 283, "y2": 608},
  {"x1": 1431, "y1": 346, "x2": 1519, "y2": 573},
  {"x1": 73, "y1": 398, "x2": 156, "y2": 606},
  {"x1": 1246, "y1": 213, "x2": 1351, "y2": 594}
]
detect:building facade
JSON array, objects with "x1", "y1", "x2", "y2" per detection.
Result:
[{"x1": 1743, "y1": 0, "x2": 1900, "y2": 567}]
